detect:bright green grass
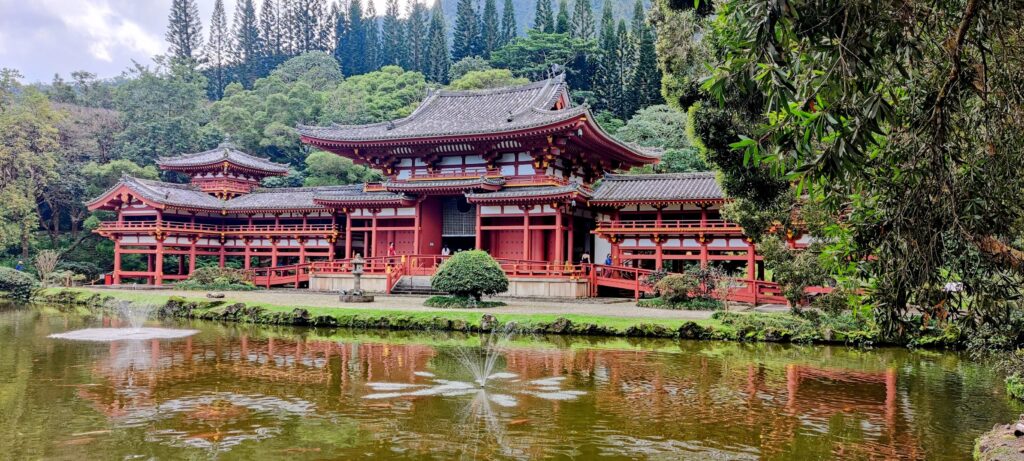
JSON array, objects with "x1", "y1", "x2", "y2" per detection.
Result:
[{"x1": 46, "y1": 288, "x2": 728, "y2": 334}]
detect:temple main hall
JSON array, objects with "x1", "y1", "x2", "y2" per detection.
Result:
[{"x1": 87, "y1": 75, "x2": 804, "y2": 301}]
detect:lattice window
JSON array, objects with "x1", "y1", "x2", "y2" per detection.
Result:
[{"x1": 442, "y1": 197, "x2": 476, "y2": 237}]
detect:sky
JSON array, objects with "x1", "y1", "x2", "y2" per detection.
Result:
[{"x1": 0, "y1": 0, "x2": 408, "y2": 83}]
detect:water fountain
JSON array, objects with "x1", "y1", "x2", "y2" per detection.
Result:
[
  {"x1": 49, "y1": 300, "x2": 199, "y2": 341},
  {"x1": 362, "y1": 322, "x2": 586, "y2": 403}
]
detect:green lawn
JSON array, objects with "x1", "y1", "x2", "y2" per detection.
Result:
[{"x1": 43, "y1": 288, "x2": 730, "y2": 336}]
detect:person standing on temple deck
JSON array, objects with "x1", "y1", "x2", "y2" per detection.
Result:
[
  {"x1": 580, "y1": 252, "x2": 592, "y2": 274},
  {"x1": 441, "y1": 245, "x2": 451, "y2": 256},
  {"x1": 387, "y1": 242, "x2": 397, "y2": 257}
]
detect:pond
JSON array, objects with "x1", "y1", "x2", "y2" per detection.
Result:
[{"x1": 0, "y1": 303, "x2": 1018, "y2": 460}]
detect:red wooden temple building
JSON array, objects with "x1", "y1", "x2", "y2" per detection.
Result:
[{"x1": 88, "y1": 75, "x2": 805, "y2": 301}]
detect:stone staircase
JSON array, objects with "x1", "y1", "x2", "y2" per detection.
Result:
[{"x1": 389, "y1": 276, "x2": 445, "y2": 296}]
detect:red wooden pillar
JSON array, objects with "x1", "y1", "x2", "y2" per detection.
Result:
[
  {"x1": 113, "y1": 239, "x2": 122, "y2": 284},
  {"x1": 370, "y1": 210, "x2": 379, "y2": 257},
  {"x1": 178, "y1": 254, "x2": 185, "y2": 274},
  {"x1": 474, "y1": 204, "x2": 482, "y2": 250},
  {"x1": 271, "y1": 239, "x2": 278, "y2": 267},
  {"x1": 746, "y1": 240, "x2": 756, "y2": 280},
  {"x1": 243, "y1": 238, "x2": 251, "y2": 270},
  {"x1": 521, "y1": 206, "x2": 530, "y2": 260},
  {"x1": 699, "y1": 236, "x2": 709, "y2": 269},
  {"x1": 218, "y1": 244, "x2": 226, "y2": 268},
  {"x1": 344, "y1": 211, "x2": 353, "y2": 259},
  {"x1": 554, "y1": 206, "x2": 564, "y2": 264},
  {"x1": 700, "y1": 205, "x2": 708, "y2": 226},
  {"x1": 189, "y1": 238, "x2": 198, "y2": 274},
  {"x1": 154, "y1": 239, "x2": 165, "y2": 286},
  {"x1": 414, "y1": 202, "x2": 422, "y2": 254},
  {"x1": 566, "y1": 212, "x2": 574, "y2": 264}
]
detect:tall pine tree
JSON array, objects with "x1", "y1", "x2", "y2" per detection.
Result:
[
  {"x1": 380, "y1": 0, "x2": 404, "y2": 66},
  {"x1": 340, "y1": 0, "x2": 368, "y2": 75},
  {"x1": 480, "y1": 0, "x2": 499, "y2": 58},
  {"x1": 452, "y1": 0, "x2": 480, "y2": 61},
  {"x1": 555, "y1": 0, "x2": 570, "y2": 34},
  {"x1": 499, "y1": 0, "x2": 517, "y2": 46},
  {"x1": 166, "y1": 0, "x2": 203, "y2": 63},
  {"x1": 624, "y1": 0, "x2": 662, "y2": 117},
  {"x1": 404, "y1": 0, "x2": 429, "y2": 73},
  {"x1": 287, "y1": 0, "x2": 327, "y2": 53},
  {"x1": 595, "y1": 0, "x2": 621, "y2": 113},
  {"x1": 533, "y1": 0, "x2": 554, "y2": 33},
  {"x1": 365, "y1": 0, "x2": 380, "y2": 71},
  {"x1": 205, "y1": 0, "x2": 231, "y2": 98},
  {"x1": 259, "y1": 0, "x2": 283, "y2": 57},
  {"x1": 570, "y1": 0, "x2": 594, "y2": 41},
  {"x1": 615, "y1": 19, "x2": 631, "y2": 119},
  {"x1": 232, "y1": 0, "x2": 262, "y2": 86},
  {"x1": 425, "y1": 3, "x2": 451, "y2": 83}
]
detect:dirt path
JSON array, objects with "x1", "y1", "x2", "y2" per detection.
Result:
[{"x1": 81, "y1": 287, "x2": 722, "y2": 320}]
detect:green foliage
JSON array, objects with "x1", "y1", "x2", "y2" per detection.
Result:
[
  {"x1": 0, "y1": 267, "x2": 37, "y2": 301},
  {"x1": 490, "y1": 30, "x2": 595, "y2": 84},
  {"x1": 449, "y1": 56, "x2": 493, "y2": 81},
  {"x1": 653, "y1": 273, "x2": 699, "y2": 304},
  {"x1": 423, "y1": 295, "x2": 507, "y2": 308},
  {"x1": 56, "y1": 261, "x2": 104, "y2": 281},
  {"x1": 759, "y1": 236, "x2": 829, "y2": 308},
  {"x1": 176, "y1": 266, "x2": 257, "y2": 291},
  {"x1": 449, "y1": 69, "x2": 529, "y2": 90},
  {"x1": 1006, "y1": 374, "x2": 1024, "y2": 402},
  {"x1": 425, "y1": 5, "x2": 452, "y2": 83},
  {"x1": 322, "y1": 66, "x2": 427, "y2": 125},
  {"x1": 452, "y1": 0, "x2": 482, "y2": 61},
  {"x1": 269, "y1": 51, "x2": 343, "y2": 90},
  {"x1": 431, "y1": 250, "x2": 509, "y2": 302},
  {"x1": 616, "y1": 104, "x2": 708, "y2": 173},
  {"x1": 638, "y1": 296, "x2": 721, "y2": 310},
  {"x1": 113, "y1": 60, "x2": 219, "y2": 165},
  {"x1": 303, "y1": 151, "x2": 382, "y2": 186}
]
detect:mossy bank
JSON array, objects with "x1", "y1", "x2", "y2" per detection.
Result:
[{"x1": 34, "y1": 288, "x2": 966, "y2": 346}]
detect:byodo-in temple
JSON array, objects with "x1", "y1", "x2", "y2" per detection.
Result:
[{"x1": 87, "y1": 75, "x2": 808, "y2": 303}]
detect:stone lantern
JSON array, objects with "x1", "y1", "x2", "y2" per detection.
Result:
[{"x1": 340, "y1": 253, "x2": 374, "y2": 302}]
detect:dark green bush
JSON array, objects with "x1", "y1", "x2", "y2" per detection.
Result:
[
  {"x1": 654, "y1": 273, "x2": 700, "y2": 304},
  {"x1": 423, "y1": 295, "x2": 506, "y2": 308},
  {"x1": 176, "y1": 267, "x2": 257, "y2": 291},
  {"x1": 638, "y1": 296, "x2": 722, "y2": 310},
  {"x1": 56, "y1": 261, "x2": 104, "y2": 281},
  {"x1": 0, "y1": 267, "x2": 38, "y2": 301},
  {"x1": 431, "y1": 250, "x2": 508, "y2": 302}
]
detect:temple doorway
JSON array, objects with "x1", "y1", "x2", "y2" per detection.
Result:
[{"x1": 441, "y1": 197, "x2": 476, "y2": 254}]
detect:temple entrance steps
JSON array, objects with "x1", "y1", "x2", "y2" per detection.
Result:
[{"x1": 389, "y1": 276, "x2": 445, "y2": 296}]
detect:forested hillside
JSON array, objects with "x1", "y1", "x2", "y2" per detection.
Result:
[{"x1": 0, "y1": 0, "x2": 698, "y2": 278}]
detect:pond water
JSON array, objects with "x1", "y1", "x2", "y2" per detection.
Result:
[{"x1": 0, "y1": 303, "x2": 1018, "y2": 460}]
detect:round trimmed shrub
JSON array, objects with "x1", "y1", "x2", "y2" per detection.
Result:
[
  {"x1": 431, "y1": 250, "x2": 509, "y2": 302},
  {"x1": 654, "y1": 273, "x2": 700, "y2": 304},
  {"x1": 0, "y1": 267, "x2": 38, "y2": 301}
]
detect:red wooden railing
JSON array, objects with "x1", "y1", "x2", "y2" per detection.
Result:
[
  {"x1": 248, "y1": 254, "x2": 792, "y2": 305},
  {"x1": 97, "y1": 221, "x2": 337, "y2": 234},
  {"x1": 593, "y1": 219, "x2": 744, "y2": 233}
]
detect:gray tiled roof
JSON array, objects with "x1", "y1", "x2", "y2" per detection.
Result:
[
  {"x1": 158, "y1": 143, "x2": 289, "y2": 174},
  {"x1": 590, "y1": 172, "x2": 724, "y2": 203},
  {"x1": 297, "y1": 75, "x2": 588, "y2": 142},
  {"x1": 85, "y1": 176, "x2": 226, "y2": 209},
  {"x1": 87, "y1": 177, "x2": 405, "y2": 211},
  {"x1": 383, "y1": 176, "x2": 505, "y2": 191},
  {"x1": 465, "y1": 183, "x2": 591, "y2": 201},
  {"x1": 224, "y1": 185, "x2": 354, "y2": 210},
  {"x1": 313, "y1": 184, "x2": 413, "y2": 204}
]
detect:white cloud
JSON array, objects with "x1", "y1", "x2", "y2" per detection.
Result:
[{"x1": 37, "y1": 0, "x2": 163, "y2": 62}]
